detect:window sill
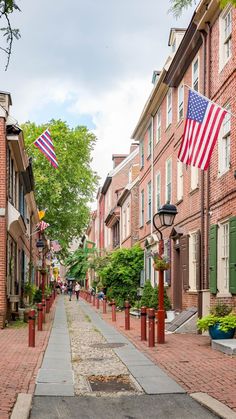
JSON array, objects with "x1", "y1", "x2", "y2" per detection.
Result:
[
  {"x1": 176, "y1": 198, "x2": 183, "y2": 206},
  {"x1": 218, "y1": 168, "x2": 230, "y2": 179},
  {"x1": 140, "y1": 225, "x2": 144, "y2": 229},
  {"x1": 186, "y1": 290, "x2": 198, "y2": 294},
  {"x1": 189, "y1": 186, "x2": 199, "y2": 196},
  {"x1": 146, "y1": 220, "x2": 151, "y2": 225},
  {"x1": 176, "y1": 119, "x2": 183, "y2": 129},
  {"x1": 216, "y1": 292, "x2": 232, "y2": 298},
  {"x1": 147, "y1": 154, "x2": 151, "y2": 161},
  {"x1": 219, "y1": 55, "x2": 231, "y2": 74},
  {"x1": 165, "y1": 123, "x2": 172, "y2": 132}
]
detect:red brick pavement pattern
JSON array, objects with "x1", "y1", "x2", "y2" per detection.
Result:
[
  {"x1": 88, "y1": 304, "x2": 236, "y2": 413},
  {"x1": 0, "y1": 306, "x2": 55, "y2": 419}
]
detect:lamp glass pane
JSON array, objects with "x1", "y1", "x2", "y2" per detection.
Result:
[{"x1": 163, "y1": 213, "x2": 174, "y2": 226}]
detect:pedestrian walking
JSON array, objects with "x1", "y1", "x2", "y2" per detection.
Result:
[
  {"x1": 74, "y1": 282, "x2": 81, "y2": 301},
  {"x1": 67, "y1": 282, "x2": 73, "y2": 301}
]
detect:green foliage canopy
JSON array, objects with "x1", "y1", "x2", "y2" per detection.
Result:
[
  {"x1": 169, "y1": 0, "x2": 235, "y2": 17},
  {"x1": 65, "y1": 248, "x2": 89, "y2": 282},
  {"x1": 23, "y1": 120, "x2": 98, "y2": 255},
  {"x1": 97, "y1": 245, "x2": 144, "y2": 307}
]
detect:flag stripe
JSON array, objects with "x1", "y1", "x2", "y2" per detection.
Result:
[
  {"x1": 34, "y1": 128, "x2": 58, "y2": 169},
  {"x1": 34, "y1": 141, "x2": 58, "y2": 167},
  {"x1": 35, "y1": 137, "x2": 56, "y2": 159}
]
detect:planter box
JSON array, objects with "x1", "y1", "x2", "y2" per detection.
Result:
[{"x1": 209, "y1": 324, "x2": 235, "y2": 340}]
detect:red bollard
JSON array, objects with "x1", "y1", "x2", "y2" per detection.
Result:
[
  {"x1": 111, "y1": 300, "x2": 116, "y2": 322},
  {"x1": 37, "y1": 303, "x2": 43, "y2": 331},
  {"x1": 125, "y1": 301, "x2": 131, "y2": 330},
  {"x1": 46, "y1": 297, "x2": 50, "y2": 313},
  {"x1": 92, "y1": 294, "x2": 95, "y2": 306},
  {"x1": 28, "y1": 309, "x2": 36, "y2": 347},
  {"x1": 42, "y1": 299, "x2": 46, "y2": 323},
  {"x1": 103, "y1": 296, "x2": 107, "y2": 314},
  {"x1": 96, "y1": 296, "x2": 100, "y2": 309},
  {"x1": 89, "y1": 293, "x2": 92, "y2": 303},
  {"x1": 141, "y1": 306, "x2": 147, "y2": 341},
  {"x1": 148, "y1": 308, "x2": 155, "y2": 347}
]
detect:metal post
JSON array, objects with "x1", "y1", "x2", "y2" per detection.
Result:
[
  {"x1": 111, "y1": 300, "x2": 116, "y2": 321},
  {"x1": 141, "y1": 306, "x2": 147, "y2": 341},
  {"x1": 46, "y1": 297, "x2": 50, "y2": 313},
  {"x1": 96, "y1": 296, "x2": 100, "y2": 309},
  {"x1": 28, "y1": 309, "x2": 36, "y2": 347},
  {"x1": 157, "y1": 239, "x2": 165, "y2": 344},
  {"x1": 148, "y1": 308, "x2": 155, "y2": 347},
  {"x1": 37, "y1": 303, "x2": 43, "y2": 331},
  {"x1": 103, "y1": 296, "x2": 107, "y2": 314},
  {"x1": 92, "y1": 294, "x2": 95, "y2": 306},
  {"x1": 125, "y1": 301, "x2": 130, "y2": 330}
]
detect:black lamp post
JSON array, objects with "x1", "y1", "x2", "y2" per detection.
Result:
[
  {"x1": 36, "y1": 237, "x2": 46, "y2": 299},
  {"x1": 152, "y1": 203, "x2": 177, "y2": 344}
]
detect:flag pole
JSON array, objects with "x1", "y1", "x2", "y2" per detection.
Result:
[{"x1": 184, "y1": 84, "x2": 236, "y2": 119}]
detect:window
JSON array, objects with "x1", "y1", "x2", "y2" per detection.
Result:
[
  {"x1": 192, "y1": 57, "x2": 199, "y2": 92},
  {"x1": 147, "y1": 124, "x2": 152, "y2": 158},
  {"x1": 178, "y1": 84, "x2": 184, "y2": 121},
  {"x1": 126, "y1": 204, "x2": 130, "y2": 237},
  {"x1": 140, "y1": 190, "x2": 144, "y2": 227},
  {"x1": 147, "y1": 181, "x2": 152, "y2": 222},
  {"x1": 166, "y1": 89, "x2": 172, "y2": 127},
  {"x1": 218, "y1": 106, "x2": 230, "y2": 175},
  {"x1": 19, "y1": 182, "x2": 25, "y2": 218},
  {"x1": 122, "y1": 207, "x2": 126, "y2": 240},
  {"x1": 191, "y1": 166, "x2": 198, "y2": 190},
  {"x1": 217, "y1": 221, "x2": 229, "y2": 294},
  {"x1": 177, "y1": 160, "x2": 183, "y2": 201},
  {"x1": 156, "y1": 109, "x2": 161, "y2": 143},
  {"x1": 166, "y1": 159, "x2": 172, "y2": 203},
  {"x1": 146, "y1": 252, "x2": 152, "y2": 281},
  {"x1": 189, "y1": 232, "x2": 198, "y2": 291},
  {"x1": 220, "y1": 9, "x2": 232, "y2": 69},
  {"x1": 156, "y1": 172, "x2": 161, "y2": 211},
  {"x1": 140, "y1": 140, "x2": 144, "y2": 168}
]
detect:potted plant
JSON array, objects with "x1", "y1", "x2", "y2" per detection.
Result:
[
  {"x1": 152, "y1": 252, "x2": 170, "y2": 271},
  {"x1": 197, "y1": 303, "x2": 236, "y2": 339}
]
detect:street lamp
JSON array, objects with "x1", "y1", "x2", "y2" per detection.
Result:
[
  {"x1": 152, "y1": 203, "x2": 177, "y2": 344},
  {"x1": 36, "y1": 237, "x2": 46, "y2": 299}
]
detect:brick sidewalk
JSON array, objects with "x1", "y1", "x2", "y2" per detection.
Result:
[
  {"x1": 0, "y1": 304, "x2": 55, "y2": 419},
  {"x1": 89, "y1": 304, "x2": 236, "y2": 412}
]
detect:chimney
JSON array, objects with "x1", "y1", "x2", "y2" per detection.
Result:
[
  {"x1": 130, "y1": 142, "x2": 139, "y2": 154},
  {"x1": 0, "y1": 91, "x2": 12, "y2": 115},
  {"x1": 112, "y1": 154, "x2": 128, "y2": 168}
]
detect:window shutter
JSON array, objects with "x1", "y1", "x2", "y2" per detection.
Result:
[
  {"x1": 180, "y1": 235, "x2": 189, "y2": 291},
  {"x1": 196, "y1": 230, "x2": 201, "y2": 291},
  {"x1": 209, "y1": 224, "x2": 217, "y2": 294},
  {"x1": 229, "y1": 216, "x2": 236, "y2": 294}
]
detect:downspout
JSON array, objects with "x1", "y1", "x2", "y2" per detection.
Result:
[
  {"x1": 151, "y1": 115, "x2": 154, "y2": 235},
  {"x1": 199, "y1": 30, "x2": 207, "y2": 319}
]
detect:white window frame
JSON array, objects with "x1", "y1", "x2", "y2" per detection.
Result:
[
  {"x1": 156, "y1": 109, "x2": 161, "y2": 143},
  {"x1": 219, "y1": 7, "x2": 232, "y2": 71},
  {"x1": 140, "y1": 190, "x2": 144, "y2": 227},
  {"x1": 147, "y1": 124, "x2": 152, "y2": 158},
  {"x1": 147, "y1": 181, "x2": 152, "y2": 222},
  {"x1": 189, "y1": 231, "x2": 198, "y2": 291},
  {"x1": 165, "y1": 158, "x2": 172, "y2": 203},
  {"x1": 190, "y1": 166, "x2": 199, "y2": 191},
  {"x1": 178, "y1": 84, "x2": 184, "y2": 121},
  {"x1": 192, "y1": 56, "x2": 199, "y2": 92},
  {"x1": 166, "y1": 89, "x2": 172, "y2": 128},
  {"x1": 217, "y1": 220, "x2": 230, "y2": 296},
  {"x1": 126, "y1": 204, "x2": 130, "y2": 237},
  {"x1": 140, "y1": 140, "x2": 144, "y2": 169},
  {"x1": 156, "y1": 171, "x2": 161, "y2": 211},
  {"x1": 218, "y1": 105, "x2": 231, "y2": 176},
  {"x1": 177, "y1": 160, "x2": 183, "y2": 201}
]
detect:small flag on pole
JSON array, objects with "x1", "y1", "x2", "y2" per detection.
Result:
[
  {"x1": 178, "y1": 89, "x2": 227, "y2": 171},
  {"x1": 36, "y1": 221, "x2": 50, "y2": 232},
  {"x1": 38, "y1": 209, "x2": 46, "y2": 220},
  {"x1": 34, "y1": 129, "x2": 58, "y2": 169}
]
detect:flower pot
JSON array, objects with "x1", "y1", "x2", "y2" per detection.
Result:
[{"x1": 209, "y1": 324, "x2": 235, "y2": 340}]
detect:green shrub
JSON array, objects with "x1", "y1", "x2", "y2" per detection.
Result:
[
  {"x1": 33, "y1": 289, "x2": 42, "y2": 303},
  {"x1": 140, "y1": 281, "x2": 153, "y2": 308}
]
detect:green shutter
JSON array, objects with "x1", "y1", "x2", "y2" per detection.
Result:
[
  {"x1": 229, "y1": 216, "x2": 236, "y2": 294},
  {"x1": 209, "y1": 225, "x2": 217, "y2": 294}
]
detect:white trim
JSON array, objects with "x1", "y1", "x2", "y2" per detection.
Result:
[
  {"x1": 108, "y1": 147, "x2": 139, "y2": 177},
  {"x1": 219, "y1": 5, "x2": 232, "y2": 72}
]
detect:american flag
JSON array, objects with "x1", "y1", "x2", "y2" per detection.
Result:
[
  {"x1": 51, "y1": 240, "x2": 61, "y2": 253},
  {"x1": 178, "y1": 90, "x2": 227, "y2": 171},
  {"x1": 34, "y1": 129, "x2": 58, "y2": 169},
  {"x1": 36, "y1": 220, "x2": 50, "y2": 232}
]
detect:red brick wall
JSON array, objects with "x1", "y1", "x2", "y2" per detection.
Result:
[{"x1": 0, "y1": 117, "x2": 7, "y2": 328}]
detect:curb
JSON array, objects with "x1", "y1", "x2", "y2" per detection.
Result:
[
  {"x1": 190, "y1": 392, "x2": 236, "y2": 419},
  {"x1": 10, "y1": 393, "x2": 32, "y2": 419}
]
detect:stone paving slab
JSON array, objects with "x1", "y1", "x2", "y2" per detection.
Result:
[
  {"x1": 212, "y1": 339, "x2": 236, "y2": 355},
  {"x1": 34, "y1": 383, "x2": 74, "y2": 397},
  {"x1": 37, "y1": 369, "x2": 74, "y2": 384},
  {"x1": 80, "y1": 301, "x2": 185, "y2": 395}
]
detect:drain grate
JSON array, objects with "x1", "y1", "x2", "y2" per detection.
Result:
[
  {"x1": 88, "y1": 375, "x2": 135, "y2": 393},
  {"x1": 90, "y1": 342, "x2": 127, "y2": 349}
]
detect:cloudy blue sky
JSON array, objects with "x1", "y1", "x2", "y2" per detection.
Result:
[{"x1": 1, "y1": 0, "x2": 195, "y2": 186}]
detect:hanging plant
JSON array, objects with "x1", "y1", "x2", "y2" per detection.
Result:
[{"x1": 152, "y1": 252, "x2": 169, "y2": 271}]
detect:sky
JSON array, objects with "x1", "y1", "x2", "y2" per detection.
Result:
[{"x1": 1, "y1": 0, "x2": 195, "y2": 189}]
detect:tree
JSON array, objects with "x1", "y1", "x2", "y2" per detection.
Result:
[
  {"x1": 23, "y1": 120, "x2": 98, "y2": 255},
  {"x1": 0, "y1": 1, "x2": 21, "y2": 70},
  {"x1": 140, "y1": 281, "x2": 153, "y2": 308},
  {"x1": 65, "y1": 248, "x2": 89, "y2": 284},
  {"x1": 170, "y1": 0, "x2": 235, "y2": 17}
]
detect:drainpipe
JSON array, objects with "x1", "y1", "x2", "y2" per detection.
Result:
[
  {"x1": 151, "y1": 115, "x2": 154, "y2": 235},
  {"x1": 205, "y1": 22, "x2": 211, "y2": 291}
]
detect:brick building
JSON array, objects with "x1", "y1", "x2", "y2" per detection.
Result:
[
  {"x1": 132, "y1": 0, "x2": 236, "y2": 316},
  {"x1": 0, "y1": 92, "x2": 40, "y2": 327}
]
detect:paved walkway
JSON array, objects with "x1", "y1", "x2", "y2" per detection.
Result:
[
  {"x1": 0, "y1": 306, "x2": 55, "y2": 419},
  {"x1": 99, "y1": 304, "x2": 236, "y2": 413},
  {"x1": 35, "y1": 297, "x2": 74, "y2": 396}
]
